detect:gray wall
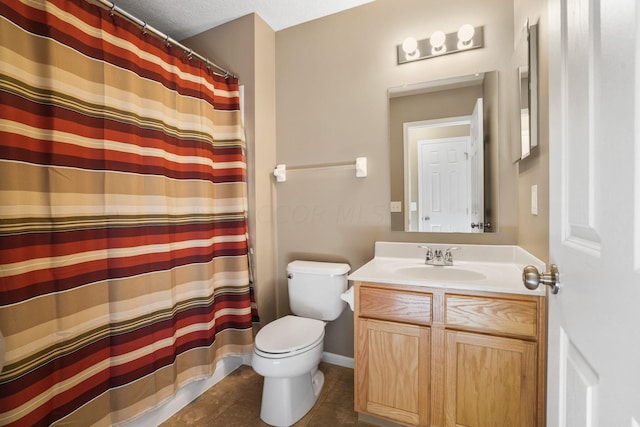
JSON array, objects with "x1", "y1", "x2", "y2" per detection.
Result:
[
  {"x1": 275, "y1": 0, "x2": 519, "y2": 357},
  {"x1": 183, "y1": 0, "x2": 550, "y2": 359},
  {"x1": 514, "y1": 0, "x2": 550, "y2": 262}
]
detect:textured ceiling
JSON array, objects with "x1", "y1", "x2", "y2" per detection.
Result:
[{"x1": 112, "y1": 0, "x2": 375, "y2": 40}]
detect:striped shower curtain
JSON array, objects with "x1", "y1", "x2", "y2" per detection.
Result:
[{"x1": 0, "y1": 0, "x2": 258, "y2": 425}]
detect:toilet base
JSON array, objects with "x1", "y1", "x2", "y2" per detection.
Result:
[{"x1": 259, "y1": 368, "x2": 325, "y2": 427}]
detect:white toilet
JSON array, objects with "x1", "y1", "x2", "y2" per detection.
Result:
[{"x1": 251, "y1": 260, "x2": 350, "y2": 427}]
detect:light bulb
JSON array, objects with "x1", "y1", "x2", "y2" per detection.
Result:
[
  {"x1": 457, "y1": 24, "x2": 475, "y2": 49},
  {"x1": 402, "y1": 37, "x2": 418, "y2": 55},
  {"x1": 402, "y1": 37, "x2": 420, "y2": 61},
  {"x1": 430, "y1": 31, "x2": 446, "y2": 54}
]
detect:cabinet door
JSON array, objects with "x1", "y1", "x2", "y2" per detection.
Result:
[
  {"x1": 356, "y1": 318, "x2": 430, "y2": 426},
  {"x1": 444, "y1": 331, "x2": 537, "y2": 427}
]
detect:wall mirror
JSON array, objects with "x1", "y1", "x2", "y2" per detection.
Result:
[
  {"x1": 389, "y1": 71, "x2": 498, "y2": 233},
  {"x1": 517, "y1": 22, "x2": 539, "y2": 159}
]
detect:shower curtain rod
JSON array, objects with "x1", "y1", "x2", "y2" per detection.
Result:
[{"x1": 93, "y1": 0, "x2": 236, "y2": 78}]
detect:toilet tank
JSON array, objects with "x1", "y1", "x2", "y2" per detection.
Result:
[{"x1": 287, "y1": 260, "x2": 350, "y2": 321}]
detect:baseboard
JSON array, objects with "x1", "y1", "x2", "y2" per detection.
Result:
[
  {"x1": 123, "y1": 355, "x2": 246, "y2": 426},
  {"x1": 358, "y1": 413, "x2": 406, "y2": 427},
  {"x1": 321, "y1": 351, "x2": 354, "y2": 369},
  {"x1": 241, "y1": 352, "x2": 252, "y2": 365}
]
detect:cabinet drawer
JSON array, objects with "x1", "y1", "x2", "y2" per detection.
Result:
[
  {"x1": 359, "y1": 286, "x2": 432, "y2": 325},
  {"x1": 445, "y1": 295, "x2": 537, "y2": 338}
]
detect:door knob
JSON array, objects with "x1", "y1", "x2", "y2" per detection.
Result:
[
  {"x1": 470, "y1": 222, "x2": 492, "y2": 231},
  {"x1": 522, "y1": 265, "x2": 559, "y2": 294}
]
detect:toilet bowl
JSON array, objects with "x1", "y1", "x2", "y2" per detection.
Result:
[
  {"x1": 251, "y1": 260, "x2": 350, "y2": 427},
  {"x1": 252, "y1": 316, "x2": 326, "y2": 426},
  {"x1": 252, "y1": 315, "x2": 325, "y2": 377}
]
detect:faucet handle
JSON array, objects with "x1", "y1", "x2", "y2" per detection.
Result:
[
  {"x1": 444, "y1": 246, "x2": 461, "y2": 261},
  {"x1": 418, "y1": 245, "x2": 434, "y2": 261}
]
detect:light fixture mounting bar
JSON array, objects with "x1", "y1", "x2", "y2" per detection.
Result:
[{"x1": 397, "y1": 26, "x2": 484, "y2": 64}]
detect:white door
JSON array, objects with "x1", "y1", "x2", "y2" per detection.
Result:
[
  {"x1": 417, "y1": 137, "x2": 469, "y2": 232},
  {"x1": 469, "y1": 98, "x2": 484, "y2": 232},
  {"x1": 545, "y1": 0, "x2": 640, "y2": 425}
]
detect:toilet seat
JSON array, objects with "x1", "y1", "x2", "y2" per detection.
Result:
[{"x1": 254, "y1": 315, "x2": 325, "y2": 358}]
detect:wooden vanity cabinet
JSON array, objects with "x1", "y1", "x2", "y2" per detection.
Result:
[
  {"x1": 357, "y1": 318, "x2": 430, "y2": 425},
  {"x1": 354, "y1": 281, "x2": 546, "y2": 427},
  {"x1": 355, "y1": 286, "x2": 432, "y2": 426}
]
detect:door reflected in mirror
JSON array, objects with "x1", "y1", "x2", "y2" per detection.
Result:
[
  {"x1": 403, "y1": 103, "x2": 484, "y2": 232},
  {"x1": 389, "y1": 72, "x2": 498, "y2": 233}
]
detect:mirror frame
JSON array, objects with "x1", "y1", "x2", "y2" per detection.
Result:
[{"x1": 519, "y1": 22, "x2": 539, "y2": 159}]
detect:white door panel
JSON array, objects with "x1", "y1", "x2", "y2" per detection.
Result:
[
  {"x1": 417, "y1": 137, "x2": 469, "y2": 232},
  {"x1": 469, "y1": 98, "x2": 484, "y2": 232},
  {"x1": 547, "y1": 0, "x2": 640, "y2": 426},
  {"x1": 558, "y1": 328, "x2": 599, "y2": 427}
]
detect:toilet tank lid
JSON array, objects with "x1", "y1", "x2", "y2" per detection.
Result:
[{"x1": 287, "y1": 260, "x2": 350, "y2": 275}]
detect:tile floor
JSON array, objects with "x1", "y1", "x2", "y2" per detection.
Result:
[{"x1": 160, "y1": 362, "x2": 379, "y2": 427}]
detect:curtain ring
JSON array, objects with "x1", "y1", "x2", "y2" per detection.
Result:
[
  {"x1": 186, "y1": 49, "x2": 193, "y2": 60},
  {"x1": 165, "y1": 35, "x2": 172, "y2": 48},
  {"x1": 109, "y1": 4, "x2": 116, "y2": 17},
  {"x1": 141, "y1": 23, "x2": 148, "y2": 35}
]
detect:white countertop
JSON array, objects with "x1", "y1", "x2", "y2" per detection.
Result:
[{"x1": 348, "y1": 242, "x2": 547, "y2": 296}]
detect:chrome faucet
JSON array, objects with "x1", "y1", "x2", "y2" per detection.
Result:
[
  {"x1": 419, "y1": 245, "x2": 434, "y2": 264},
  {"x1": 443, "y1": 247, "x2": 460, "y2": 265},
  {"x1": 419, "y1": 246, "x2": 460, "y2": 266}
]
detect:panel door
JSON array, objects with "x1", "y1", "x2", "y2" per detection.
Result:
[
  {"x1": 417, "y1": 137, "x2": 470, "y2": 232},
  {"x1": 469, "y1": 98, "x2": 484, "y2": 232},
  {"x1": 546, "y1": 0, "x2": 640, "y2": 425}
]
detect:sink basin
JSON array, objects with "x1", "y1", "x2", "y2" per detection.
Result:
[
  {"x1": 347, "y1": 243, "x2": 548, "y2": 295},
  {"x1": 393, "y1": 265, "x2": 487, "y2": 281}
]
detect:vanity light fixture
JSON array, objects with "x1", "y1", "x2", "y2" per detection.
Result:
[{"x1": 398, "y1": 25, "x2": 484, "y2": 64}]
